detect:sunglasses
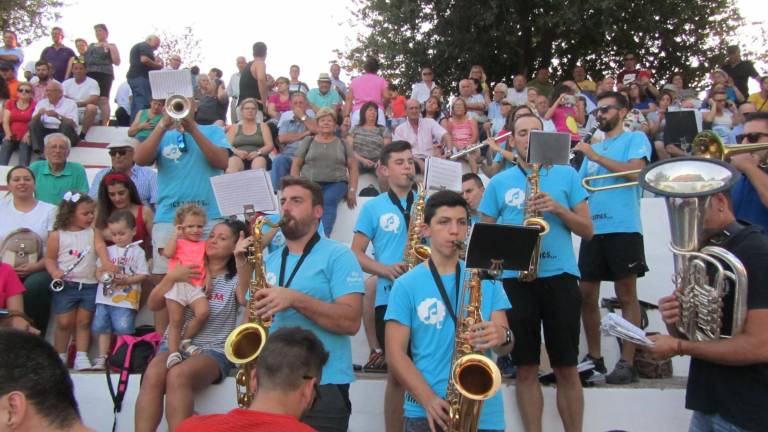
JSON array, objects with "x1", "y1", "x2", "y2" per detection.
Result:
[
  {"x1": 17, "y1": 88, "x2": 32, "y2": 94},
  {"x1": 109, "y1": 149, "x2": 129, "y2": 157},
  {"x1": 735, "y1": 132, "x2": 768, "y2": 144},
  {"x1": 303, "y1": 375, "x2": 321, "y2": 410},
  {"x1": 592, "y1": 105, "x2": 621, "y2": 115}
]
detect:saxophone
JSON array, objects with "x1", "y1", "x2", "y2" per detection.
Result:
[
  {"x1": 224, "y1": 216, "x2": 284, "y2": 407},
  {"x1": 403, "y1": 180, "x2": 431, "y2": 270},
  {"x1": 445, "y1": 268, "x2": 502, "y2": 432},
  {"x1": 519, "y1": 163, "x2": 550, "y2": 282}
]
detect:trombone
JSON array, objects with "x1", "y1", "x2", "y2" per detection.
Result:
[{"x1": 581, "y1": 131, "x2": 768, "y2": 192}]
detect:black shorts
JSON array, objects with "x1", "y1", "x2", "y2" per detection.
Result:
[
  {"x1": 241, "y1": 154, "x2": 273, "y2": 171},
  {"x1": 375, "y1": 305, "x2": 387, "y2": 352},
  {"x1": 578, "y1": 232, "x2": 649, "y2": 282},
  {"x1": 86, "y1": 71, "x2": 114, "y2": 97},
  {"x1": 504, "y1": 274, "x2": 581, "y2": 367}
]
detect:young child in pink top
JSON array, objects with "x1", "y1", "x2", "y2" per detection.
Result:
[{"x1": 162, "y1": 204, "x2": 209, "y2": 369}]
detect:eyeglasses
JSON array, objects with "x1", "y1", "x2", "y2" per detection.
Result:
[
  {"x1": 735, "y1": 132, "x2": 768, "y2": 144},
  {"x1": 109, "y1": 149, "x2": 129, "y2": 157},
  {"x1": 592, "y1": 105, "x2": 621, "y2": 115},
  {"x1": 303, "y1": 375, "x2": 321, "y2": 409},
  {"x1": 17, "y1": 88, "x2": 32, "y2": 94}
]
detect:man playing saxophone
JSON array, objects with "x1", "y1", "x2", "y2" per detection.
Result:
[
  {"x1": 478, "y1": 114, "x2": 592, "y2": 432},
  {"x1": 385, "y1": 191, "x2": 513, "y2": 432},
  {"x1": 251, "y1": 176, "x2": 364, "y2": 432},
  {"x1": 645, "y1": 189, "x2": 768, "y2": 432}
]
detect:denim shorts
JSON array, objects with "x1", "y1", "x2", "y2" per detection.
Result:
[
  {"x1": 91, "y1": 303, "x2": 136, "y2": 335},
  {"x1": 51, "y1": 282, "x2": 98, "y2": 314},
  {"x1": 159, "y1": 341, "x2": 233, "y2": 384}
]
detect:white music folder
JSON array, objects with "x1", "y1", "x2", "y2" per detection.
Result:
[
  {"x1": 424, "y1": 156, "x2": 462, "y2": 195},
  {"x1": 210, "y1": 169, "x2": 278, "y2": 217},
  {"x1": 149, "y1": 69, "x2": 194, "y2": 99}
]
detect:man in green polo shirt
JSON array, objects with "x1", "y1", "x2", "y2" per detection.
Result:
[{"x1": 28, "y1": 133, "x2": 89, "y2": 205}]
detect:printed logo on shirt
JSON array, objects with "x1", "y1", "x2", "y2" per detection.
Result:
[
  {"x1": 346, "y1": 271, "x2": 364, "y2": 285},
  {"x1": 504, "y1": 188, "x2": 525, "y2": 209},
  {"x1": 162, "y1": 144, "x2": 183, "y2": 162},
  {"x1": 266, "y1": 272, "x2": 277, "y2": 286},
  {"x1": 379, "y1": 212, "x2": 401, "y2": 233},
  {"x1": 417, "y1": 298, "x2": 446, "y2": 329},
  {"x1": 587, "y1": 160, "x2": 599, "y2": 177},
  {"x1": 272, "y1": 231, "x2": 286, "y2": 248}
]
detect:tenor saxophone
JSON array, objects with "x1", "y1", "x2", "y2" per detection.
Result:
[
  {"x1": 403, "y1": 180, "x2": 431, "y2": 270},
  {"x1": 519, "y1": 163, "x2": 550, "y2": 282},
  {"x1": 224, "y1": 216, "x2": 283, "y2": 407},
  {"x1": 445, "y1": 269, "x2": 502, "y2": 432}
]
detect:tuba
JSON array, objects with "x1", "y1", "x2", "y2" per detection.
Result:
[
  {"x1": 445, "y1": 268, "x2": 502, "y2": 432},
  {"x1": 639, "y1": 157, "x2": 747, "y2": 341},
  {"x1": 403, "y1": 180, "x2": 431, "y2": 270},
  {"x1": 224, "y1": 216, "x2": 284, "y2": 407},
  {"x1": 519, "y1": 163, "x2": 550, "y2": 281}
]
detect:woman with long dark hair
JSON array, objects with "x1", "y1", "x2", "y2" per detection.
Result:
[{"x1": 95, "y1": 172, "x2": 153, "y2": 252}]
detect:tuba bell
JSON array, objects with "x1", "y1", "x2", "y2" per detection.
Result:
[
  {"x1": 165, "y1": 95, "x2": 192, "y2": 120},
  {"x1": 639, "y1": 157, "x2": 747, "y2": 341}
]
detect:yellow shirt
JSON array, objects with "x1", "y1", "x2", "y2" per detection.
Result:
[
  {"x1": 576, "y1": 79, "x2": 597, "y2": 92},
  {"x1": 748, "y1": 93, "x2": 768, "y2": 112}
]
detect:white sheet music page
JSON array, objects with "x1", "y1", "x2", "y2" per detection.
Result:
[
  {"x1": 425, "y1": 157, "x2": 462, "y2": 195},
  {"x1": 210, "y1": 169, "x2": 277, "y2": 217},
  {"x1": 149, "y1": 69, "x2": 194, "y2": 99}
]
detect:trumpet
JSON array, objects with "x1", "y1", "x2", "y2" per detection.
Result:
[
  {"x1": 450, "y1": 131, "x2": 512, "y2": 160},
  {"x1": 165, "y1": 95, "x2": 192, "y2": 121}
]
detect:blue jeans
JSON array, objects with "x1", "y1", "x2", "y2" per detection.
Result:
[
  {"x1": 128, "y1": 76, "x2": 152, "y2": 122},
  {"x1": 271, "y1": 154, "x2": 293, "y2": 191},
  {"x1": 320, "y1": 181, "x2": 347, "y2": 237},
  {"x1": 689, "y1": 411, "x2": 747, "y2": 432}
]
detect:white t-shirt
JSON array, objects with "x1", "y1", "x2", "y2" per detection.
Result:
[
  {"x1": 96, "y1": 244, "x2": 149, "y2": 310},
  {"x1": 62, "y1": 77, "x2": 100, "y2": 104},
  {"x1": 0, "y1": 198, "x2": 57, "y2": 248},
  {"x1": 506, "y1": 88, "x2": 528, "y2": 106},
  {"x1": 115, "y1": 81, "x2": 132, "y2": 113}
]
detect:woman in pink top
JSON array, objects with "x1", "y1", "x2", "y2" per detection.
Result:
[
  {"x1": 544, "y1": 84, "x2": 585, "y2": 142},
  {"x1": 267, "y1": 76, "x2": 292, "y2": 120},
  {"x1": 442, "y1": 98, "x2": 479, "y2": 173},
  {"x1": 0, "y1": 81, "x2": 36, "y2": 166},
  {"x1": 346, "y1": 57, "x2": 389, "y2": 125}
]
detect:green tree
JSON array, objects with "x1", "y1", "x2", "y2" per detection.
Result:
[
  {"x1": 339, "y1": 0, "x2": 751, "y2": 93},
  {"x1": 0, "y1": 0, "x2": 63, "y2": 44},
  {"x1": 154, "y1": 26, "x2": 204, "y2": 68}
]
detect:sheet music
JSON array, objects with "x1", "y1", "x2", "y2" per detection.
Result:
[
  {"x1": 600, "y1": 312, "x2": 655, "y2": 347},
  {"x1": 149, "y1": 69, "x2": 194, "y2": 99},
  {"x1": 424, "y1": 156, "x2": 462, "y2": 194},
  {"x1": 210, "y1": 169, "x2": 277, "y2": 217}
]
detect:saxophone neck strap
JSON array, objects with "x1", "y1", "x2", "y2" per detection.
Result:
[
  {"x1": 388, "y1": 189, "x2": 415, "y2": 226},
  {"x1": 427, "y1": 259, "x2": 462, "y2": 326},
  {"x1": 279, "y1": 232, "x2": 321, "y2": 288}
]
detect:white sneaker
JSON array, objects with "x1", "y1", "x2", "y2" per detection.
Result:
[
  {"x1": 91, "y1": 355, "x2": 107, "y2": 371},
  {"x1": 74, "y1": 355, "x2": 93, "y2": 371}
]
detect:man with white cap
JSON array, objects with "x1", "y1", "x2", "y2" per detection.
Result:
[
  {"x1": 88, "y1": 138, "x2": 157, "y2": 206},
  {"x1": 308, "y1": 73, "x2": 343, "y2": 114}
]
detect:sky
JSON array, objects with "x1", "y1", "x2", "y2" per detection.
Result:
[{"x1": 19, "y1": 0, "x2": 768, "y2": 96}]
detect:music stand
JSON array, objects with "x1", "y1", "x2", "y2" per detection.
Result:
[
  {"x1": 664, "y1": 110, "x2": 699, "y2": 153},
  {"x1": 528, "y1": 131, "x2": 571, "y2": 166},
  {"x1": 466, "y1": 223, "x2": 539, "y2": 276}
]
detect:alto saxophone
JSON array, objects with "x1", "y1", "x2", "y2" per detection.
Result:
[
  {"x1": 445, "y1": 268, "x2": 502, "y2": 432},
  {"x1": 224, "y1": 216, "x2": 284, "y2": 407},
  {"x1": 519, "y1": 163, "x2": 550, "y2": 282},
  {"x1": 403, "y1": 180, "x2": 431, "y2": 270}
]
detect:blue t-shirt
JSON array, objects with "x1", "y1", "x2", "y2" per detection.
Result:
[
  {"x1": 479, "y1": 164, "x2": 588, "y2": 279},
  {"x1": 578, "y1": 131, "x2": 651, "y2": 234},
  {"x1": 354, "y1": 191, "x2": 415, "y2": 307},
  {"x1": 261, "y1": 214, "x2": 325, "y2": 253},
  {"x1": 733, "y1": 174, "x2": 768, "y2": 233},
  {"x1": 154, "y1": 125, "x2": 231, "y2": 223},
  {"x1": 384, "y1": 261, "x2": 510, "y2": 429},
  {"x1": 264, "y1": 237, "x2": 364, "y2": 385}
]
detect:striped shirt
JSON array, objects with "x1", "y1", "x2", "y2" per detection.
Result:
[{"x1": 88, "y1": 165, "x2": 158, "y2": 205}]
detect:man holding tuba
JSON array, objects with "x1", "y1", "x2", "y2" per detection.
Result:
[
  {"x1": 385, "y1": 191, "x2": 512, "y2": 432},
  {"x1": 575, "y1": 91, "x2": 652, "y2": 384},
  {"x1": 479, "y1": 114, "x2": 593, "y2": 432},
  {"x1": 645, "y1": 188, "x2": 768, "y2": 432}
]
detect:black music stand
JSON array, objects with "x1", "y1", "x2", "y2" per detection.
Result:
[
  {"x1": 527, "y1": 131, "x2": 571, "y2": 166},
  {"x1": 466, "y1": 223, "x2": 539, "y2": 277},
  {"x1": 664, "y1": 110, "x2": 699, "y2": 153}
]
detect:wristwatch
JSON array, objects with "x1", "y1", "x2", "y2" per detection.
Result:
[{"x1": 502, "y1": 327, "x2": 514, "y2": 346}]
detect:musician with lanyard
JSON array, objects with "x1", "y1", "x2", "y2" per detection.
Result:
[
  {"x1": 385, "y1": 190, "x2": 512, "y2": 432},
  {"x1": 251, "y1": 176, "x2": 364, "y2": 432},
  {"x1": 351, "y1": 140, "x2": 416, "y2": 431},
  {"x1": 479, "y1": 114, "x2": 593, "y2": 432}
]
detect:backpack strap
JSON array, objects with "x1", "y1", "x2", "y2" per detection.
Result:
[{"x1": 106, "y1": 336, "x2": 139, "y2": 432}]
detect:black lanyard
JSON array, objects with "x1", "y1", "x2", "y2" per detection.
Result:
[
  {"x1": 279, "y1": 232, "x2": 321, "y2": 288},
  {"x1": 427, "y1": 259, "x2": 462, "y2": 325},
  {"x1": 388, "y1": 189, "x2": 414, "y2": 226}
]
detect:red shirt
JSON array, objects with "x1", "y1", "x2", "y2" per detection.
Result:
[
  {"x1": 391, "y1": 95, "x2": 406, "y2": 118},
  {"x1": 0, "y1": 263, "x2": 25, "y2": 308},
  {"x1": 4, "y1": 99, "x2": 36, "y2": 140},
  {"x1": 176, "y1": 409, "x2": 317, "y2": 432}
]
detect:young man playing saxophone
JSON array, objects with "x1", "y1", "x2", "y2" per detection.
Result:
[
  {"x1": 385, "y1": 190, "x2": 513, "y2": 432},
  {"x1": 479, "y1": 114, "x2": 593, "y2": 432}
]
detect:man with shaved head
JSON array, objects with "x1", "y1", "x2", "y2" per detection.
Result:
[{"x1": 127, "y1": 35, "x2": 163, "y2": 121}]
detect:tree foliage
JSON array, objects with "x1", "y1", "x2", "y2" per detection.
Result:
[
  {"x1": 154, "y1": 26, "x2": 204, "y2": 68},
  {"x1": 339, "y1": 0, "x2": 752, "y2": 93},
  {"x1": 0, "y1": 0, "x2": 63, "y2": 45}
]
